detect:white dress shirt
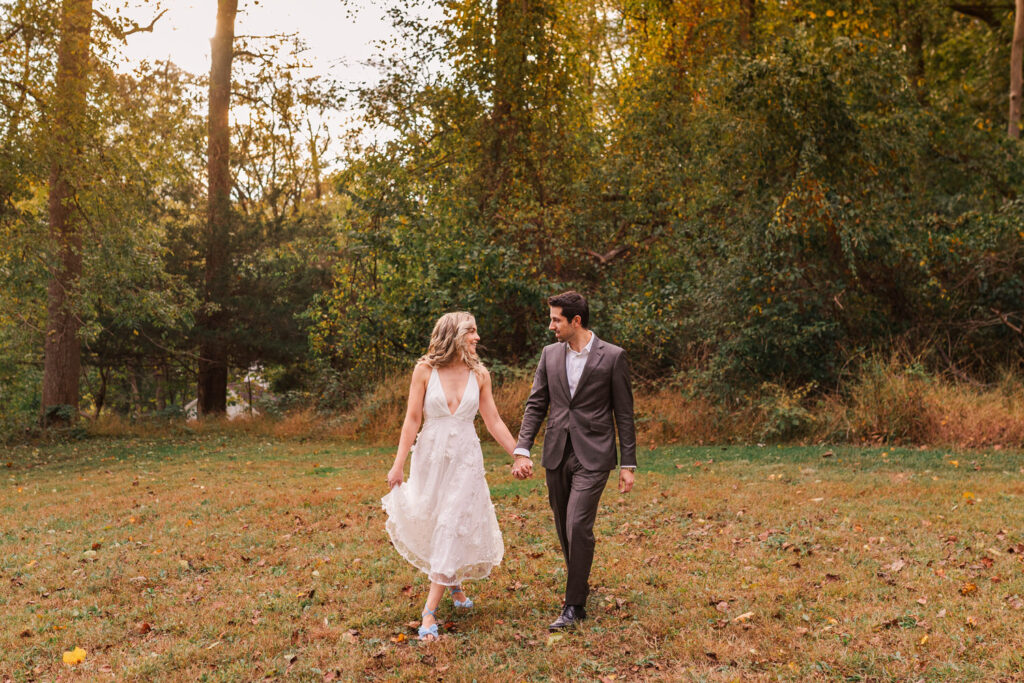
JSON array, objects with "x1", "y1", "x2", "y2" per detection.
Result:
[
  {"x1": 565, "y1": 330, "x2": 594, "y2": 398},
  {"x1": 514, "y1": 331, "x2": 634, "y2": 469}
]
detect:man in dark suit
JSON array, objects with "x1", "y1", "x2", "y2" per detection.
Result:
[{"x1": 511, "y1": 291, "x2": 637, "y2": 631}]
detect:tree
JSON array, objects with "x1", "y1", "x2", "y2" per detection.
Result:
[
  {"x1": 198, "y1": 0, "x2": 238, "y2": 416},
  {"x1": 41, "y1": 0, "x2": 92, "y2": 426},
  {"x1": 1010, "y1": 0, "x2": 1024, "y2": 137}
]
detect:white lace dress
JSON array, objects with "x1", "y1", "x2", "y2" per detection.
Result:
[{"x1": 381, "y1": 368, "x2": 504, "y2": 585}]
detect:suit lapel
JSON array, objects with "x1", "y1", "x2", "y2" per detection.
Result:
[
  {"x1": 554, "y1": 341, "x2": 572, "y2": 403},
  {"x1": 571, "y1": 334, "x2": 604, "y2": 404}
]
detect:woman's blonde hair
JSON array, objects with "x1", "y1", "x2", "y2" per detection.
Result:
[{"x1": 419, "y1": 311, "x2": 485, "y2": 374}]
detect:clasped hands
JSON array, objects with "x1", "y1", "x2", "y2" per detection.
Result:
[{"x1": 511, "y1": 455, "x2": 533, "y2": 479}]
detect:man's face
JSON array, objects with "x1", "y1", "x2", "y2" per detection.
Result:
[{"x1": 548, "y1": 306, "x2": 579, "y2": 342}]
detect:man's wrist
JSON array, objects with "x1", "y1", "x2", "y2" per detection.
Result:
[{"x1": 514, "y1": 453, "x2": 532, "y2": 460}]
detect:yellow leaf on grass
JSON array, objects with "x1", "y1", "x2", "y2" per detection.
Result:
[{"x1": 62, "y1": 646, "x2": 87, "y2": 666}]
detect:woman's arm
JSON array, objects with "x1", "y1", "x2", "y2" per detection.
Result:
[
  {"x1": 476, "y1": 368, "x2": 517, "y2": 456},
  {"x1": 387, "y1": 363, "x2": 431, "y2": 488}
]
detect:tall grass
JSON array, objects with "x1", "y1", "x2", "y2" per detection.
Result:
[{"x1": 82, "y1": 361, "x2": 1024, "y2": 449}]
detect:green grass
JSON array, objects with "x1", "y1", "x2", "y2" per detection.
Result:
[{"x1": 1, "y1": 435, "x2": 1023, "y2": 681}]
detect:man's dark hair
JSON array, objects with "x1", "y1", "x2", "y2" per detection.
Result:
[{"x1": 548, "y1": 291, "x2": 589, "y2": 328}]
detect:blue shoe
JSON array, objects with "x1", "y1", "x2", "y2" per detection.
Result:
[
  {"x1": 418, "y1": 606, "x2": 439, "y2": 640},
  {"x1": 451, "y1": 585, "x2": 474, "y2": 609}
]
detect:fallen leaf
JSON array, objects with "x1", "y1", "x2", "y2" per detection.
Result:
[
  {"x1": 546, "y1": 633, "x2": 563, "y2": 646},
  {"x1": 135, "y1": 621, "x2": 151, "y2": 634},
  {"x1": 389, "y1": 633, "x2": 407, "y2": 643},
  {"x1": 62, "y1": 647, "x2": 87, "y2": 666},
  {"x1": 732, "y1": 611, "x2": 754, "y2": 623},
  {"x1": 889, "y1": 559, "x2": 906, "y2": 573},
  {"x1": 19, "y1": 628, "x2": 32, "y2": 638},
  {"x1": 959, "y1": 582, "x2": 978, "y2": 596}
]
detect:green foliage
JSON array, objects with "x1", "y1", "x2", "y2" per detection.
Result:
[{"x1": 3, "y1": 0, "x2": 1024, "y2": 438}]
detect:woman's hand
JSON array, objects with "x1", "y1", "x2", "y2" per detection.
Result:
[{"x1": 387, "y1": 465, "x2": 404, "y2": 489}]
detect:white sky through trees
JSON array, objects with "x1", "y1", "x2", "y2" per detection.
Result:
[
  {"x1": 110, "y1": 1, "x2": 439, "y2": 148},
  {"x1": 115, "y1": 0, "x2": 394, "y2": 84}
]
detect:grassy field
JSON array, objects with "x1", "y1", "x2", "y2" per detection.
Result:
[{"x1": 2, "y1": 434, "x2": 1024, "y2": 681}]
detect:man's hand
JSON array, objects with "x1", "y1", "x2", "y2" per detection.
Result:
[
  {"x1": 511, "y1": 455, "x2": 534, "y2": 480},
  {"x1": 618, "y1": 468, "x2": 635, "y2": 493}
]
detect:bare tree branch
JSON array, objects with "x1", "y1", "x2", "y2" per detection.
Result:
[
  {"x1": 587, "y1": 245, "x2": 631, "y2": 265},
  {"x1": 0, "y1": 76, "x2": 42, "y2": 102},
  {"x1": 1, "y1": 22, "x2": 26, "y2": 45},
  {"x1": 990, "y1": 307, "x2": 1024, "y2": 335},
  {"x1": 949, "y1": 2, "x2": 1014, "y2": 27},
  {"x1": 92, "y1": 8, "x2": 168, "y2": 42}
]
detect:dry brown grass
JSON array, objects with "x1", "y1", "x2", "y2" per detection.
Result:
[
  {"x1": 86, "y1": 362, "x2": 1024, "y2": 454},
  {"x1": 2, "y1": 436, "x2": 1024, "y2": 681},
  {"x1": 835, "y1": 363, "x2": 1024, "y2": 448}
]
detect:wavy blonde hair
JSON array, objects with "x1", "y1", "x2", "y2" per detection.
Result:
[{"x1": 419, "y1": 311, "x2": 485, "y2": 374}]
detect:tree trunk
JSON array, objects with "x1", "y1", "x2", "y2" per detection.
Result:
[
  {"x1": 198, "y1": 0, "x2": 238, "y2": 416},
  {"x1": 907, "y1": 19, "x2": 928, "y2": 104},
  {"x1": 154, "y1": 364, "x2": 166, "y2": 412},
  {"x1": 42, "y1": 0, "x2": 93, "y2": 427},
  {"x1": 738, "y1": 0, "x2": 756, "y2": 48},
  {"x1": 93, "y1": 366, "x2": 108, "y2": 419},
  {"x1": 487, "y1": 0, "x2": 517, "y2": 201},
  {"x1": 1010, "y1": 0, "x2": 1024, "y2": 138},
  {"x1": 129, "y1": 363, "x2": 142, "y2": 421}
]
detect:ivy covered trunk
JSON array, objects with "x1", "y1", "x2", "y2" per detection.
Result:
[
  {"x1": 1010, "y1": 0, "x2": 1024, "y2": 138},
  {"x1": 198, "y1": 0, "x2": 237, "y2": 416},
  {"x1": 42, "y1": 0, "x2": 93, "y2": 427}
]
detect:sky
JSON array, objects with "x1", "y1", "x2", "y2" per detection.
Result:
[
  {"x1": 109, "y1": 0, "x2": 444, "y2": 148},
  {"x1": 115, "y1": 0, "x2": 398, "y2": 85}
]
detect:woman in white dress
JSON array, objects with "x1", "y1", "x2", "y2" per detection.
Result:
[{"x1": 382, "y1": 311, "x2": 518, "y2": 640}]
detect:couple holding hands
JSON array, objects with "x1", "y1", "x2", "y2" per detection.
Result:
[{"x1": 382, "y1": 291, "x2": 636, "y2": 640}]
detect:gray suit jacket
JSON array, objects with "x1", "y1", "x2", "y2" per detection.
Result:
[{"x1": 515, "y1": 334, "x2": 636, "y2": 471}]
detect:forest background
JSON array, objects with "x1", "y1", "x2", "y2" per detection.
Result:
[{"x1": 2, "y1": 0, "x2": 1024, "y2": 447}]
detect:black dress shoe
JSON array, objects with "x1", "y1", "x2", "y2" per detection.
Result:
[{"x1": 548, "y1": 604, "x2": 587, "y2": 631}]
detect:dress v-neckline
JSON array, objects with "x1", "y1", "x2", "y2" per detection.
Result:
[{"x1": 435, "y1": 367, "x2": 472, "y2": 416}]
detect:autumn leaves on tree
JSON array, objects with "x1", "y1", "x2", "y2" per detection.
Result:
[{"x1": 6, "y1": 0, "x2": 1023, "y2": 431}]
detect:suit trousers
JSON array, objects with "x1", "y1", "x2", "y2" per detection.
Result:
[{"x1": 546, "y1": 434, "x2": 610, "y2": 606}]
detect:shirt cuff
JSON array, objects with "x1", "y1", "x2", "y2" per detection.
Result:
[
  {"x1": 513, "y1": 448, "x2": 531, "y2": 458},
  {"x1": 620, "y1": 465, "x2": 636, "y2": 469}
]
